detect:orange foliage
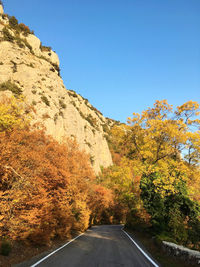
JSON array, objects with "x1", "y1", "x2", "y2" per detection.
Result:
[
  {"x1": 89, "y1": 184, "x2": 114, "y2": 224},
  {"x1": 0, "y1": 129, "x2": 95, "y2": 244},
  {"x1": 110, "y1": 151, "x2": 122, "y2": 165}
]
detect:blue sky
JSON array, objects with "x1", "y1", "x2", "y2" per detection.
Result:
[{"x1": 4, "y1": 0, "x2": 200, "y2": 122}]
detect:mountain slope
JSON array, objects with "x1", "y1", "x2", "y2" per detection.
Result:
[{"x1": 0, "y1": 7, "x2": 113, "y2": 173}]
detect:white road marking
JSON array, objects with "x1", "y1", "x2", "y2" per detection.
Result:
[
  {"x1": 31, "y1": 226, "x2": 159, "y2": 267},
  {"x1": 122, "y1": 229, "x2": 159, "y2": 267},
  {"x1": 30, "y1": 233, "x2": 84, "y2": 267}
]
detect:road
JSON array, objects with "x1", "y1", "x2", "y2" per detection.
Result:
[{"x1": 29, "y1": 225, "x2": 158, "y2": 267}]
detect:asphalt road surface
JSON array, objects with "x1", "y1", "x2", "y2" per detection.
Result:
[{"x1": 31, "y1": 225, "x2": 159, "y2": 267}]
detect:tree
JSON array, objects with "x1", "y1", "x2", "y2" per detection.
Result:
[
  {"x1": 0, "y1": 128, "x2": 95, "y2": 244},
  {"x1": 0, "y1": 95, "x2": 30, "y2": 132},
  {"x1": 106, "y1": 100, "x2": 200, "y2": 246},
  {"x1": 89, "y1": 184, "x2": 114, "y2": 224}
]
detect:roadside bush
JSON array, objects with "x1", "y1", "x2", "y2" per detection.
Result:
[
  {"x1": 154, "y1": 233, "x2": 177, "y2": 246},
  {"x1": 0, "y1": 240, "x2": 12, "y2": 256}
]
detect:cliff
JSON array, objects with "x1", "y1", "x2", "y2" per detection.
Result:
[{"x1": 0, "y1": 9, "x2": 114, "y2": 174}]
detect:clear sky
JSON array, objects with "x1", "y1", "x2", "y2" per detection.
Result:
[{"x1": 3, "y1": 0, "x2": 200, "y2": 122}]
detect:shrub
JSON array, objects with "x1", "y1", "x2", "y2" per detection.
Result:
[
  {"x1": 68, "y1": 90, "x2": 78, "y2": 98},
  {"x1": 70, "y1": 100, "x2": 76, "y2": 107},
  {"x1": 18, "y1": 23, "x2": 34, "y2": 36},
  {"x1": 9, "y1": 16, "x2": 18, "y2": 28},
  {"x1": 15, "y1": 37, "x2": 25, "y2": 48},
  {"x1": 10, "y1": 60, "x2": 17, "y2": 73},
  {"x1": 8, "y1": 16, "x2": 34, "y2": 36},
  {"x1": 102, "y1": 123, "x2": 109, "y2": 133},
  {"x1": 2, "y1": 26, "x2": 33, "y2": 53},
  {"x1": 85, "y1": 114, "x2": 97, "y2": 128},
  {"x1": 48, "y1": 86, "x2": 54, "y2": 91},
  {"x1": 41, "y1": 95, "x2": 50, "y2": 106},
  {"x1": 0, "y1": 240, "x2": 12, "y2": 256},
  {"x1": 2, "y1": 27, "x2": 14, "y2": 42},
  {"x1": 59, "y1": 110, "x2": 64, "y2": 117},
  {"x1": 50, "y1": 67, "x2": 55, "y2": 72},
  {"x1": 51, "y1": 63, "x2": 60, "y2": 76},
  {"x1": 54, "y1": 113, "x2": 58, "y2": 123},
  {"x1": 155, "y1": 233, "x2": 177, "y2": 246},
  {"x1": 0, "y1": 80, "x2": 22, "y2": 96},
  {"x1": 90, "y1": 155, "x2": 94, "y2": 165},
  {"x1": 40, "y1": 45, "x2": 51, "y2": 52},
  {"x1": 59, "y1": 99, "x2": 66, "y2": 109},
  {"x1": 2, "y1": 14, "x2": 8, "y2": 20},
  {"x1": 79, "y1": 111, "x2": 85, "y2": 119},
  {"x1": 90, "y1": 105, "x2": 103, "y2": 115},
  {"x1": 22, "y1": 38, "x2": 33, "y2": 52}
]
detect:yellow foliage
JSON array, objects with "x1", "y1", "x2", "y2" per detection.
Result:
[{"x1": 0, "y1": 95, "x2": 30, "y2": 131}]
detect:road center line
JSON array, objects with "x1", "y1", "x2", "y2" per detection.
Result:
[
  {"x1": 122, "y1": 229, "x2": 159, "y2": 267},
  {"x1": 30, "y1": 233, "x2": 84, "y2": 267}
]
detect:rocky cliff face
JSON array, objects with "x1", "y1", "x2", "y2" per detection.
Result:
[
  {"x1": 0, "y1": 4, "x2": 3, "y2": 15},
  {"x1": 0, "y1": 10, "x2": 114, "y2": 174}
]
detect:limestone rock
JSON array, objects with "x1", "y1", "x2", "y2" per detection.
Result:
[
  {"x1": 0, "y1": 4, "x2": 3, "y2": 15},
  {"x1": 0, "y1": 23, "x2": 3, "y2": 32},
  {"x1": 25, "y1": 34, "x2": 41, "y2": 57},
  {"x1": 42, "y1": 50, "x2": 59, "y2": 66},
  {"x1": 0, "y1": 16, "x2": 113, "y2": 174},
  {"x1": 0, "y1": 14, "x2": 8, "y2": 24}
]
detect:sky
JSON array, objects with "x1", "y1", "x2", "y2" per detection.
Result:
[{"x1": 3, "y1": 0, "x2": 200, "y2": 122}]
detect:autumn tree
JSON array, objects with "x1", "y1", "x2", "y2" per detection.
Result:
[
  {"x1": 0, "y1": 96, "x2": 97, "y2": 245},
  {"x1": 88, "y1": 184, "x2": 114, "y2": 224},
  {"x1": 104, "y1": 100, "x2": 200, "y2": 247},
  {"x1": 0, "y1": 95, "x2": 31, "y2": 131},
  {"x1": 0, "y1": 128, "x2": 97, "y2": 244}
]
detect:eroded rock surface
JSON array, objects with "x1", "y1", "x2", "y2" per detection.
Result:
[{"x1": 0, "y1": 13, "x2": 114, "y2": 174}]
